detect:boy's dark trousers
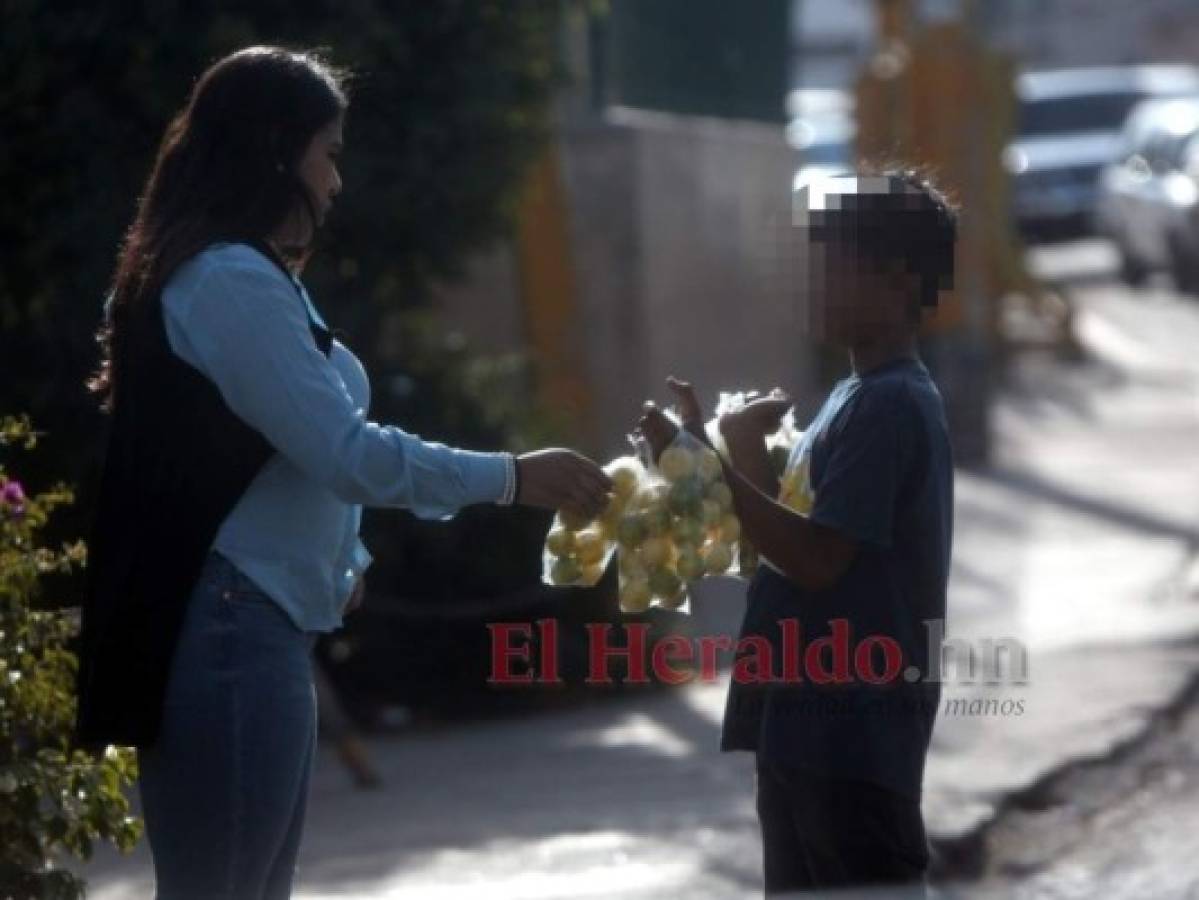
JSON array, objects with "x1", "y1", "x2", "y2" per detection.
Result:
[{"x1": 755, "y1": 756, "x2": 931, "y2": 897}]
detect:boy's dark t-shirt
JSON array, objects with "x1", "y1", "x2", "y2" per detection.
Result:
[{"x1": 720, "y1": 356, "x2": 954, "y2": 802}]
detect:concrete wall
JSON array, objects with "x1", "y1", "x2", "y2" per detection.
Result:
[{"x1": 431, "y1": 108, "x2": 821, "y2": 460}]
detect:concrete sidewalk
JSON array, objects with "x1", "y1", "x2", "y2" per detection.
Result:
[
  {"x1": 921, "y1": 279, "x2": 1199, "y2": 858},
  {"x1": 78, "y1": 279, "x2": 1199, "y2": 898}
]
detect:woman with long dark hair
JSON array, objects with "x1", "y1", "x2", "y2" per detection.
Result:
[{"x1": 78, "y1": 45, "x2": 610, "y2": 899}]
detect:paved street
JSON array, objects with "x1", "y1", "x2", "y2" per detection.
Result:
[
  {"x1": 957, "y1": 669, "x2": 1199, "y2": 898},
  {"x1": 77, "y1": 241, "x2": 1199, "y2": 898}
]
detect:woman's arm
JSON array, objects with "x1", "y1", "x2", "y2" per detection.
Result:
[{"x1": 164, "y1": 255, "x2": 608, "y2": 519}]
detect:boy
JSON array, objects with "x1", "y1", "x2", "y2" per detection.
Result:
[{"x1": 638, "y1": 172, "x2": 955, "y2": 896}]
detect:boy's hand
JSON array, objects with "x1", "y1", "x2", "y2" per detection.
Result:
[
  {"x1": 635, "y1": 377, "x2": 720, "y2": 462},
  {"x1": 666, "y1": 376, "x2": 712, "y2": 445},
  {"x1": 634, "y1": 376, "x2": 717, "y2": 462},
  {"x1": 634, "y1": 402, "x2": 679, "y2": 463},
  {"x1": 719, "y1": 388, "x2": 793, "y2": 444}
]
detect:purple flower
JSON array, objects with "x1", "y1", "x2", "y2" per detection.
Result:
[
  {"x1": 2, "y1": 480, "x2": 25, "y2": 506},
  {"x1": 1, "y1": 479, "x2": 26, "y2": 519}
]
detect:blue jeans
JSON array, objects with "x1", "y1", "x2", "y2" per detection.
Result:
[{"x1": 138, "y1": 550, "x2": 318, "y2": 900}]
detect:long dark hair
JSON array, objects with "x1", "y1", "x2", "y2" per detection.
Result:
[{"x1": 87, "y1": 45, "x2": 350, "y2": 413}]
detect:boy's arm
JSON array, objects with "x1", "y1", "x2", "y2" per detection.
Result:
[
  {"x1": 636, "y1": 379, "x2": 854, "y2": 590},
  {"x1": 718, "y1": 394, "x2": 852, "y2": 585},
  {"x1": 721, "y1": 460, "x2": 857, "y2": 591},
  {"x1": 640, "y1": 376, "x2": 908, "y2": 595},
  {"x1": 724, "y1": 379, "x2": 909, "y2": 591},
  {"x1": 721, "y1": 428, "x2": 779, "y2": 497}
]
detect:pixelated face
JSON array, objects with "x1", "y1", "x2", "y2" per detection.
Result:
[
  {"x1": 805, "y1": 240, "x2": 915, "y2": 343},
  {"x1": 792, "y1": 176, "x2": 927, "y2": 344}
]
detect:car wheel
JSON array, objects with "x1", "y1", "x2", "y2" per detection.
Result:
[
  {"x1": 1170, "y1": 235, "x2": 1199, "y2": 296},
  {"x1": 1118, "y1": 247, "x2": 1149, "y2": 287}
]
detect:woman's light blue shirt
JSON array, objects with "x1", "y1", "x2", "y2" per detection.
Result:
[{"x1": 157, "y1": 242, "x2": 511, "y2": 632}]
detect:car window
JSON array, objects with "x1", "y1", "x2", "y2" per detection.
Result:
[
  {"x1": 1119, "y1": 113, "x2": 1159, "y2": 161},
  {"x1": 1165, "y1": 127, "x2": 1199, "y2": 169},
  {"x1": 1020, "y1": 91, "x2": 1144, "y2": 137},
  {"x1": 1136, "y1": 125, "x2": 1199, "y2": 173},
  {"x1": 800, "y1": 142, "x2": 849, "y2": 166},
  {"x1": 1120, "y1": 99, "x2": 1199, "y2": 158},
  {"x1": 1182, "y1": 133, "x2": 1199, "y2": 176},
  {"x1": 1143, "y1": 132, "x2": 1179, "y2": 172},
  {"x1": 1121, "y1": 125, "x2": 1154, "y2": 161}
]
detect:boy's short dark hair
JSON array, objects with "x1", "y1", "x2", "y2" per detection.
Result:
[{"x1": 795, "y1": 169, "x2": 958, "y2": 316}]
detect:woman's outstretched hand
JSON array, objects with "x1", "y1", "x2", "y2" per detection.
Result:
[{"x1": 516, "y1": 449, "x2": 613, "y2": 521}]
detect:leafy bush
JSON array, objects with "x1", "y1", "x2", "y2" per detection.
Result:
[
  {"x1": 0, "y1": 0, "x2": 568, "y2": 558},
  {"x1": 0, "y1": 415, "x2": 140, "y2": 900}
]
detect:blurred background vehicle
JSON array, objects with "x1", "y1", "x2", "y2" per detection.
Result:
[
  {"x1": 1005, "y1": 65, "x2": 1199, "y2": 240},
  {"x1": 1096, "y1": 96, "x2": 1199, "y2": 290},
  {"x1": 785, "y1": 92, "x2": 854, "y2": 189},
  {"x1": 1173, "y1": 133, "x2": 1199, "y2": 293},
  {"x1": 784, "y1": 85, "x2": 852, "y2": 123}
]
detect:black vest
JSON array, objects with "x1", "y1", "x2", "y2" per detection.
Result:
[{"x1": 74, "y1": 241, "x2": 332, "y2": 750}]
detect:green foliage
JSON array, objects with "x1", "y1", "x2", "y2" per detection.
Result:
[
  {"x1": 374, "y1": 310, "x2": 572, "y2": 454},
  {"x1": 357, "y1": 311, "x2": 567, "y2": 602},
  {"x1": 0, "y1": 416, "x2": 141, "y2": 899},
  {"x1": 0, "y1": 0, "x2": 569, "y2": 556}
]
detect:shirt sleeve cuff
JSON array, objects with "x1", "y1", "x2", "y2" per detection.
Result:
[
  {"x1": 499, "y1": 452, "x2": 517, "y2": 505},
  {"x1": 349, "y1": 537, "x2": 373, "y2": 574},
  {"x1": 458, "y1": 449, "x2": 514, "y2": 506}
]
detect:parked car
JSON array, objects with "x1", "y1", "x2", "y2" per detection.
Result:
[
  {"x1": 1096, "y1": 97, "x2": 1199, "y2": 289},
  {"x1": 787, "y1": 105, "x2": 853, "y2": 191},
  {"x1": 785, "y1": 87, "x2": 852, "y2": 123},
  {"x1": 1006, "y1": 66, "x2": 1199, "y2": 239},
  {"x1": 1172, "y1": 135, "x2": 1199, "y2": 294}
]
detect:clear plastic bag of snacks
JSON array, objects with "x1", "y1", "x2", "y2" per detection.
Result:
[
  {"x1": 540, "y1": 389, "x2": 802, "y2": 599},
  {"x1": 705, "y1": 390, "x2": 802, "y2": 576},
  {"x1": 616, "y1": 422, "x2": 741, "y2": 613},
  {"x1": 541, "y1": 456, "x2": 647, "y2": 589},
  {"x1": 709, "y1": 389, "x2": 800, "y2": 470}
]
